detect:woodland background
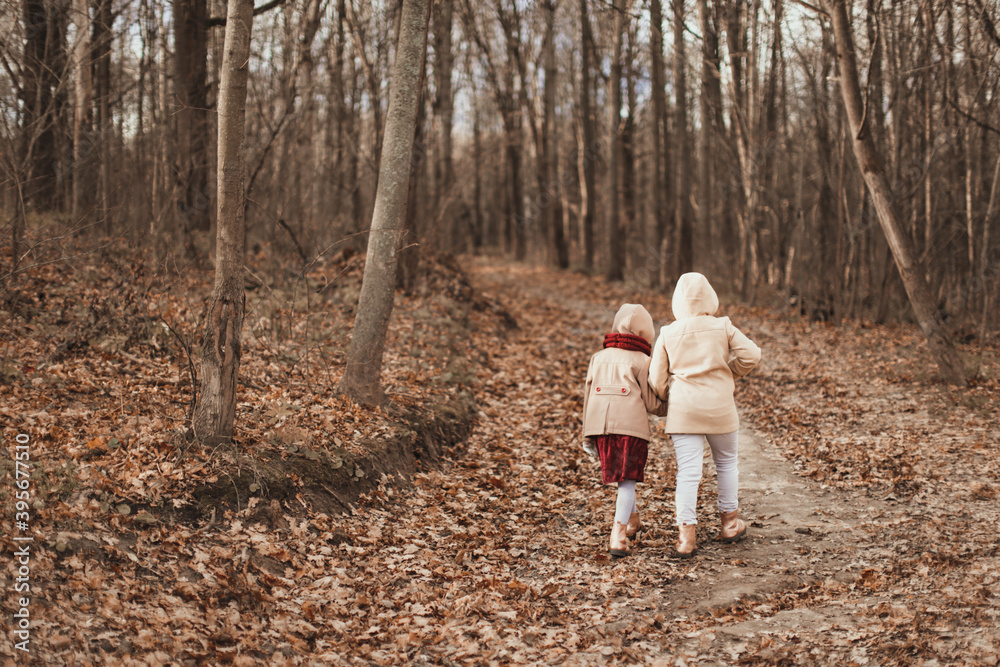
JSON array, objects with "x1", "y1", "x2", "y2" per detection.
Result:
[
  {"x1": 4, "y1": 0, "x2": 1000, "y2": 327},
  {"x1": 3, "y1": 0, "x2": 1000, "y2": 663}
]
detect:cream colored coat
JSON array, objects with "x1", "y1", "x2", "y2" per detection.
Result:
[
  {"x1": 649, "y1": 273, "x2": 761, "y2": 434},
  {"x1": 582, "y1": 304, "x2": 669, "y2": 440}
]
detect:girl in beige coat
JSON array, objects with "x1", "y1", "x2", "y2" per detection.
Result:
[
  {"x1": 649, "y1": 273, "x2": 761, "y2": 558},
  {"x1": 582, "y1": 304, "x2": 669, "y2": 558}
]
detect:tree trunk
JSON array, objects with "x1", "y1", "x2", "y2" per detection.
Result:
[
  {"x1": 542, "y1": 0, "x2": 568, "y2": 268},
  {"x1": 174, "y1": 0, "x2": 211, "y2": 248},
  {"x1": 94, "y1": 0, "x2": 113, "y2": 233},
  {"x1": 824, "y1": 0, "x2": 966, "y2": 386},
  {"x1": 398, "y1": 19, "x2": 431, "y2": 292},
  {"x1": 20, "y1": 0, "x2": 61, "y2": 209},
  {"x1": 696, "y1": 0, "x2": 721, "y2": 257},
  {"x1": 622, "y1": 21, "x2": 638, "y2": 272},
  {"x1": 339, "y1": 0, "x2": 431, "y2": 406},
  {"x1": 578, "y1": 0, "x2": 596, "y2": 271},
  {"x1": 432, "y1": 0, "x2": 455, "y2": 249},
  {"x1": 468, "y1": 47, "x2": 483, "y2": 251},
  {"x1": 191, "y1": 0, "x2": 254, "y2": 443},
  {"x1": 650, "y1": 0, "x2": 670, "y2": 286},
  {"x1": 672, "y1": 0, "x2": 693, "y2": 276},
  {"x1": 605, "y1": 0, "x2": 626, "y2": 282},
  {"x1": 72, "y1": 0, "x2": 93, "y2": 222}
]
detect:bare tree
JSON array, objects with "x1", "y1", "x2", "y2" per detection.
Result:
[
  {"x1": 432, "y1": 0, "x2": 456, "y2": 248},
  {"x1": 71, "y1": 0, "x2": 92, "y2": 222},
  {"x1": 339, "y1": 0, "x2": 432, "y2": 406},
  {"x1": 605, "y1": 0, "x2": 627, "y2": 282},
  {"x1": 578, "y1": 0, "x2": 597, "y2": 271},
  {"x1": 541, "y1": 0, "x2": 568, "y2": 268},
  {"x1": 19, "y1": 0, "x2": 65, "y2": 209},
  {"x1": 696, "y1": 0, "x2": 724, "y2": 263},
  {"x1": 672, "y1": 0, "x2": 693, "y2": 276},
  {"x1": 93, "y1": 0, "x2": 113, "y2": 232},
  {"x1": 191, "y1": 0, "x2": 255, "y2": 443},
  {"x1": 650, "y1": 0, "x2": 670, "y2": 285},
  {"x1": 174, "y1": 0, "x2": 211, "y2": 250},
  {"x1": 823, "y1": 0, "x2": 967, "y2": 386}
]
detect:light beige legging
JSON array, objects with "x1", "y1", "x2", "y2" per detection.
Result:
[{"x1": 671, "y1": 431, "x2": 740, "y2": 526}]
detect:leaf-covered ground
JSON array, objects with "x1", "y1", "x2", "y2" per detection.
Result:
[{"x1": 2, "y1": 253, "x2": 999, "y2": 665}]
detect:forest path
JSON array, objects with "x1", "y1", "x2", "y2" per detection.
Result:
[{"x1": 445, "y1": 260, "x2": 889, "y2": 664}]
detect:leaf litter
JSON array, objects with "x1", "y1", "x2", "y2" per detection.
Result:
[{"x1": 1, "y1": 251, "x2": 999, "y2": 665}]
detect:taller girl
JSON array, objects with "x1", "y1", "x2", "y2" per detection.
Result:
[{"x1": 649, "y1": 273, "x2": 761, "y2": 559}]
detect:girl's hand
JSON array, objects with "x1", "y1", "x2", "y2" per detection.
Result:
[{"x1": 582, "y1": 438, "x2": 598, "y2": 458}]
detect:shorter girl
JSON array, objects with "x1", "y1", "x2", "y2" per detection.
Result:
[{"x1": 582, "y1": 304, "x2": 669, "y2": 558}]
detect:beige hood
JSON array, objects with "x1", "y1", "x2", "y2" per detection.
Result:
[
  {"x1": 671, "y1": 272, "x2": 719, "y2": 319},
  {"x1": 611, "y1": 303, "x2": 655, "y2": 343}
]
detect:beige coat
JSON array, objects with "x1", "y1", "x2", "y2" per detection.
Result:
[
  {"x1": 649, "y1": 273, "x2": 761, "y2": 434},
  {"x1": 582, "y1": 304, "x2": 669, "y2": 440}
]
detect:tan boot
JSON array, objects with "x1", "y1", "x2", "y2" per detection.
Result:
[
  {"x1": 609, "y1": 522, "x2": 631, "y2": 558},
  {"x1": 674, "y1": 523, "x2": 697, "y2": 559},
  {"x1": 626, "y1": 512, "x2": 643, "y2": 539},
  {"x1": 720, "y1": 510, "x2": 748, "y2": 543}
]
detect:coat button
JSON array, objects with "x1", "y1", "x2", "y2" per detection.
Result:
[
  {"x1": 596, "y1": 387, "x2": 601, "y2": 392},
  {"x1": 621, "y1": 388, "x2": 626, "y2": 393}
]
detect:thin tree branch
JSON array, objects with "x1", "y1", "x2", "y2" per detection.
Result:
[
  {"x1": 590, "y1": 0, "x2": 641, "y2": 19},
  {"x1": 971, "y1": 0, "x2": 1000, "y2": 50},
  {"x1": 208, "y1": 0, "x2": 287, "y2": 27},
  {"x1": 789, "y1": 0, "x2": 829, "y2": 18},
  {"x1": 159, "y1": 316, "x2": 197, "y2": 423},
  {"x1": 945, "y1": 95, "x2": 1000, "y2": 137}
]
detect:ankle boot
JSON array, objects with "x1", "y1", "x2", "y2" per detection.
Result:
[
  {"x1": 674, "y1": 523, "x2": 697, "y2": 559},
  {"x1": 626, "y1": 512, "x2": 643, "y2": 539},
  {"x1": 609, "y1": 522, "x2": 631, "y2": 558},
  {"x1": 720, "y1": 510, "x2": 748, "y2": 543}
]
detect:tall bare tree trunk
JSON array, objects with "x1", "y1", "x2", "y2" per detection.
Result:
[
  {"x1": 622, "y1": 20, "x2": 638, "y2": 268},
  {"x1": 672, "y1": 0, "x2": 693, "y2": 276},
  {"x1": 339, "y1": 0, "x2": 431, "y2": 406},
  {"x1": 824, "y1": 0, "x2": 966, "y2": 386},
  {"x1": 72, "y1": 0, "x2": 92, "y2": 222},
  {"x1": 468, "y1": 47, "x2": 483, "y2": 251},
  {"x1": 696, "y1": 0, "x2": 720, "y2": 258},
  {"x1": 94, "y1": 0, "x2": 113, "y2": 233},
  {"x1": 432, "y1": 0, "x2": 455, "y2": 249},
  {"x1": 542, "y1": 0, "x2": 568, "y2": 268},
  {"x1": 578, "y1": 0, "x2": 596, "y2": 271},
  {"x1": 191, "y1": 0, "x2": 254, "y2": 443},
  {"x1": 174, "y1": 0, "x2": 211, "y2": 250},
  {"x1": 20, "y1": 0, "x2": 61, "y2": 209},
  {"x1": 398, "y1": 20, "x2": 431, "y2": 292},
  {"x1": 605, "y1": 0, "x2": 626, "y2": 282},
  {"x1": 650, "y1": 0, "x2": 670, "y2": 285}
]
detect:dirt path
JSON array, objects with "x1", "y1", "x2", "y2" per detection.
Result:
[
  {"x1": 451, "y1": 261, "x2": 1000, "y2": 665},
  {"x1": 461, "y1": 262, "x2": 885, "y2": 663}
]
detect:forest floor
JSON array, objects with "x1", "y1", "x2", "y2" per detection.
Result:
[{"x1": 2, "y1": 250, "x2": 1000, "y2": 665}]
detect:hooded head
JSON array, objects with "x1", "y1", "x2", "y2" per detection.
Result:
[
  {"x1": 611, "y1": 303, "x2": 655, "y2": 343},
  {"x1": 671, "y1": 272, "x2": 720, "y2": 319}
]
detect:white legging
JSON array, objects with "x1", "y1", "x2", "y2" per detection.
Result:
[
  {"x1": 615, "y1": 480, "x2": 637, "y2": 525},
  {"x1": 671, "y1": 431, "x2": 740, "y2": 526}
]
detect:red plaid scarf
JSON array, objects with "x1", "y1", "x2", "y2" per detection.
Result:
[{"x1": 603, "y1": 333, "x2": 651, "y2": 356}]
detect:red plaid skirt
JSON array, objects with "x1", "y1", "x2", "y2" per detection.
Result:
[{"x1": 594, "y1": 434, "x2": 649, "y2": 484}]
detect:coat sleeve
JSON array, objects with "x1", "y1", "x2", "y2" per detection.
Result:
[
  {"x1": 581, "y1": 354, "x2": 595, "y2": 435},
  {"x1": 648, "y1": 328, "x2": 670, "y2": 401},
  {"x1": 726, "y1": 318, "x2": 762, "y2": 378},
  {"x1": 638, "y1": 357, "x2": 669, "y2": 417}
]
